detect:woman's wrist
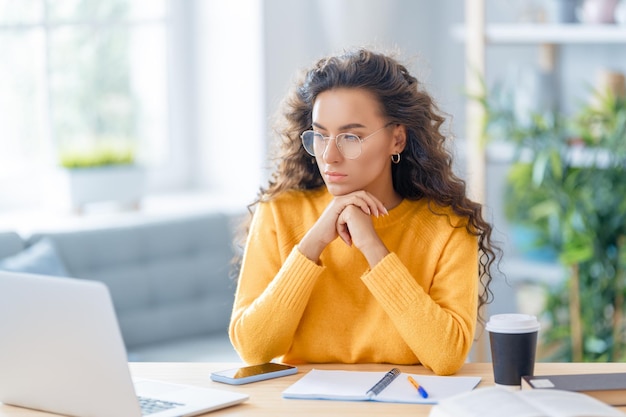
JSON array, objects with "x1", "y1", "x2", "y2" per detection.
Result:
[
  {"x1": 359, "y1": 239, "x2": 390, "y2": 268},
  {"x1": 297, "y1": 234, "x2": 325, "y2": 263}
]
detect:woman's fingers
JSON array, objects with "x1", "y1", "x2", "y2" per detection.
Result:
[
  {"x1": 352, "y1": 192, "x2": 388, "y2": 217},
  {"x1": 336, "y1": 221, "x2": 352, "y2": 246},
  {"x1": 304, "y1": 191, "x2": 387, "y2": 255}
]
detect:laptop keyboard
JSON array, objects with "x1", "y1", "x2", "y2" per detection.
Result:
[{"x1": 138, "y1": 396, "x2": 184, "y2": 416}]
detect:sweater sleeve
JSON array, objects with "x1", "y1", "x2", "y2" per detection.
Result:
[
  {"x1": 229, "y1": 202, "x2": 324, "y2": 364},
  {"x1": 361, "y1": 225, "x2": 478, "y2": 375}
]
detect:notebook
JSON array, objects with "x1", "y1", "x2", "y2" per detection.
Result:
[
  {"x1": 282, "y1": 368, "x2": 481, "y2": 404},
  {"x1": 521, "y1": 373, "x2": 626, "y2": 406},
  {"x1": 0, "y1": 270, "x2": 249, "y2": 417}
]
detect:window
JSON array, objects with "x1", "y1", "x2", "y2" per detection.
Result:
[
  {"x1": 0, "y1": 0, "x2": 171, "y2": 209},
  {"x1": 0, "y1": 0, "x2": 266, "y2": 213}
]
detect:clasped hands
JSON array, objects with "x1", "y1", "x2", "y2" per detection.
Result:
[{"x1": 298, "y1": 190, "x2": 390, "y2": 268}]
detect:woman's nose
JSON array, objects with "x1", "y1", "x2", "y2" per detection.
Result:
[{"x1": 322, "y1": 137, "x2": 342, "y2": 163}]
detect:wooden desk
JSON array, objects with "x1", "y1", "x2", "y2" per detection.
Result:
[{"x1": 1, "y1": 362, "x2": 625, "y2": 416}]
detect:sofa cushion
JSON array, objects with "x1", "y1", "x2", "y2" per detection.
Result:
[
  {"x1": 0, "y1": 237, "x2": 70, "y2": 277},
  {"x1": 0, "y1": 231, "x2": 24, "y2": 259}
]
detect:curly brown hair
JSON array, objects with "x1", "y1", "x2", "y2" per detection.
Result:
[{"x1": 240, "y1": 48, "x2": 498, "y2": 320}]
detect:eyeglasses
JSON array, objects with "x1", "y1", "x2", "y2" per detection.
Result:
[{"x1": 300, "y1": 123, "x2": 392, "y2": 160}]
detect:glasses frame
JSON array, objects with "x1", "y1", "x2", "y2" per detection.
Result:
[{"x1": 300, "y1": 122, "x2": 393, "y2": 160}]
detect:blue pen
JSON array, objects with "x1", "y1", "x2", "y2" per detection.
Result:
[{"x1": 407, "y1": 375, "x2": 429, "y2": 398}]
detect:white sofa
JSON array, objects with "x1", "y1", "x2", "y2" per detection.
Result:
[{"x1": 0, "y1": 212, "x2": 242, "y2": 362}]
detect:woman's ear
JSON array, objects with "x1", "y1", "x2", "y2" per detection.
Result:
[{"x1": 392, "y1": 124, "x2": 407, "y2": 153}]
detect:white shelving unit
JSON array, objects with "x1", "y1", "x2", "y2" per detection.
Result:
[
  {"x1": 454, "y1": 22, "x2": 626, "y2": 73},
  {"x1": 457, "y1": 6, "x2": 626, "y2": 202},
  {"x1": 456, "y1": 5, "x2": 626, "y2": 242},
  {"x1": 452, "y1": 23, "x2": 626, "y2": 44},
  {"x1": 458, "y1": 1, "x2": 626, "y2": 362}
]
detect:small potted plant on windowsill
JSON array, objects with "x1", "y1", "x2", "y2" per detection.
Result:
[{"x1": 59, "y1": 140, "x2": 145, "y2": 214}]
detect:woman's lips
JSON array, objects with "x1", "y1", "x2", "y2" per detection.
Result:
[{"x1": 325, "y1": 171, "x2": 347, "y2": 182}]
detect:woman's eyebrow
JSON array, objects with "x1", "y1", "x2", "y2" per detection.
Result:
[{"x1": 312, "y1": 122, "x2": 366, "y2": 131}]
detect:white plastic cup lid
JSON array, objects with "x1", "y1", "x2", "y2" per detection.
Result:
[{"x1": 485, "y1": 313, "x2": 540, "y2": 334}]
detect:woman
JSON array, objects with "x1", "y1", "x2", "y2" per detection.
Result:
[{"x1": 229, "y1": 48, "x2": 498, "y2": 375}]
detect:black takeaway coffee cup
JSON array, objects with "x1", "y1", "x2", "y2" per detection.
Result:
[{"x1": 486, "y1": 313, "x2": 540, "y2": 389}]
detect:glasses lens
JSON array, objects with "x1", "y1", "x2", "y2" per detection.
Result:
[
  {"x1": 300, "y1": 131, "x2": 319, "y2": 156},
  {"x1": 337, "y1": 134, "x2": 362, "y2": 159},
  {"x1": 300, "y1": 131, "x2": 363, "y2": 159}
]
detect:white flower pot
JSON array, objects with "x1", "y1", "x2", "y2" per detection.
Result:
[{"x1": 64, "y1": 165, "x2": 146, "y2": 213}]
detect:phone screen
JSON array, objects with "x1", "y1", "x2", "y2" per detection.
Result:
[{"x1": 219, "y1": 363, "x2": 295, "y2": 379}]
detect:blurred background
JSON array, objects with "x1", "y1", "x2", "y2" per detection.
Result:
[{"x1": 1, "y1": 0, "x2": 625, "y2": 362}]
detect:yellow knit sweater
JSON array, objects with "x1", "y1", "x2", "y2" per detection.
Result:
[{"x1": 229, "y1": 188, "x2": 478, "y2": 375}]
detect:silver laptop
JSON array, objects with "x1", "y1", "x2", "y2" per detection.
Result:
[{"x1": 0, "y1": 270, "x2": 248, "y2": 417}]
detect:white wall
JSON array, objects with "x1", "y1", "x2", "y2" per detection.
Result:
[
  {"x1": 193, "y1": 0, "x2": 266, "y2": 204},
  {"x1": 262, "y1": 0, "x2": 465, "y2": 142},
  {"x1": 259, "y1": 0, "x2": 484, "y2": 193}
]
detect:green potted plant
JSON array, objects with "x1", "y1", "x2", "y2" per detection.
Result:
[
  {"x1": 59, "y1": 139, "x2": 145, "y2": 214},
  {"x1": 480, "y1": 83, "x2": 626, "y2": 362},
  {"x1": 59, "y1": 141, "x2": 135, "y2": 169}
]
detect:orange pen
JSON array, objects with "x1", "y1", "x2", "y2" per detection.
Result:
[{"x1": 407, "y1": 375, "x2": 429, "y2": 398}]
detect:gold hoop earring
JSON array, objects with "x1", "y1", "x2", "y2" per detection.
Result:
[{"x1": 391, "y1": 153, "x2": 401, "y2": 164}]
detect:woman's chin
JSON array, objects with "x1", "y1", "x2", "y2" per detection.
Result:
[{"x1": 325, "y1": 183, "x2": 357, "y2": 196}]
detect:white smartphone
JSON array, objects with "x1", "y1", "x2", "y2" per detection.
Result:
[{"x1": 210, "y1": 362, "x2": 298, "y2": 385}]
